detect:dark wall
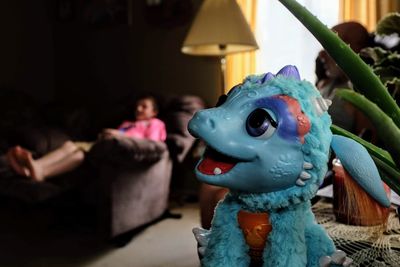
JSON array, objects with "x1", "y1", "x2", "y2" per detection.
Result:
[
  {"x1": 0, "y1": 0, "x2": 220, "y2": 108},
  {"x1": 128, "y1": 0, "x2": 220, "y2": 107},
  {"x1": 0, "y1": 0, "x2": 54, "y2": 103}
]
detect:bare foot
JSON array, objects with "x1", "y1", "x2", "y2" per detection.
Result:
[
  {"x1": 6, "y1": 146, "x2": 30, "y2": 177},
  {"x1": 9, "y1": 146, "x2": 44, "y2": 182},
  {"x1": 17, "y1": 150, "x2": 44, "y2": 182}
]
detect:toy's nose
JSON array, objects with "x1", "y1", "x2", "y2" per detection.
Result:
[{"x1": 188, "y1": 110, "x2": 216, "y2": 138}]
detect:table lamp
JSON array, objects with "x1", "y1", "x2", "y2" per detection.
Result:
[{"x1": 181, "y1": 0, "x2": 258, "y2": 95}]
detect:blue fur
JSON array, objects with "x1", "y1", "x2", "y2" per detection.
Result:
[{"x1": 188, "y1": 65, "x2": 386, "y2": 267}]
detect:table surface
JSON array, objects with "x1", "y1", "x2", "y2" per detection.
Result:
[{"x1": 313, "y1": 199, "x2": 400, "y2": 266}]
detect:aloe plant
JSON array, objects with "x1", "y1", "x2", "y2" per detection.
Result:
[
  {"x1": 278, "y1": 0, "x2": 400, "y2": 127},
  {"x1": 335, "y1": 90, "x2": 400, "y2": 166},
  {"x1": 278, "y1": 0, "x2": 400, "y2": 195}
]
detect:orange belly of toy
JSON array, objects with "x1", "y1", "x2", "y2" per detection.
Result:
[{"x1": 237, "y1": 210, "x2": 272, "y2": 263}]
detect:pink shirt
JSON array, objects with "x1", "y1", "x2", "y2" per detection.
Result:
[{"x1": 118, "y1": 118, "x2": 167, "y2": 142}]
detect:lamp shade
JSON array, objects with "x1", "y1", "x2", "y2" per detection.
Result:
[{"x1": 181, "y1": 0, "x2": 258, "y2": 56}]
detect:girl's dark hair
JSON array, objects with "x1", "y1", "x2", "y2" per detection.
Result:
[{"x1": 137, "y1": 94, "x2": 159, "y2": 113}]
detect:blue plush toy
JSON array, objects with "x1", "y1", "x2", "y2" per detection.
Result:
[{"x1": 188, "y1": 65, "x2": 390, "y2": 267}]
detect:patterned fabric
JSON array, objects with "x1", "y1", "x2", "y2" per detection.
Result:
[{"x1": 313, "y1": 200, "x2": 400, "y2": 266}]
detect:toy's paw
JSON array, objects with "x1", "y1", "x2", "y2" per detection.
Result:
[
  {"x1": 192, "y1": 227, "x2": 210, "y2": 256},
  {"x1": 319, "y1": 250, "x2": 353, "y2": 267}
]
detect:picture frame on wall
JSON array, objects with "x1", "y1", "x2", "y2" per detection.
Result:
[
  {"x1": 82, "y1": 0, "x2": 129, "y2": 27},
  {"x1": 56, "y1": 0, "x2": 76, "y2": 22},
  {"x1": 145, "y1": 0, "x2": 193, "y2": 28},
  {"x1": 55, "y1": 0, "x2": 131, "y2": 27}
]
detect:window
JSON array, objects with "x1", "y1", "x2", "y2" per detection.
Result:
[{"x1": 255, "y1": 0, "x2": 340, "y2": 83}]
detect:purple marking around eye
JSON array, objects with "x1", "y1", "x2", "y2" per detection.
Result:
[{"x1": 256, "y1": 96, "x2": 299, "y2": 143}]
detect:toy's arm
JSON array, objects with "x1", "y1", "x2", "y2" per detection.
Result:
[
  {"x1": 330, "y1": 134, "x2": 391, "y2": 208},
  {"x1": 303, "y1": 207, "x2": 353, "y2": 267},
  {"x1": 200, "y1": 194, "x2": 250, "y2": 267},
  {"x1": 263, "y1": 203, "x2": 309, "y2": 267},
  {"x1": 193, "y1": 227, "x2": 210, "y2": 256},
  {"x1": 303, "y1": 207, "x2": 335, "y2": 265}
]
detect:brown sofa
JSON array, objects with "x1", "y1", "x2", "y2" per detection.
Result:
[{"x1": 0, "y1": 93, "x2": 205, "y2": 241}]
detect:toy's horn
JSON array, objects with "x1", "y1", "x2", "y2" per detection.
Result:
[
  {"x1": 259, "y1": 72, "x2": 275, "y2": 84},
  {"x1": 313, "y1": 97, "x2": 332, "y2": 116},
  {"x1": 276, "y1": 65, "x2": 301, "y2": 80}
]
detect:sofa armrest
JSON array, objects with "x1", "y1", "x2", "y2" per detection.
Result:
[
  {"x1": 88, "y1": 136, "x2": 168, "y2": 168},
  {"x1": 163, "y1": 96, "x2": 205, "y2": 163},
  {"x1": 166, "y1": 134, "x2": 196, "y2": 163}
]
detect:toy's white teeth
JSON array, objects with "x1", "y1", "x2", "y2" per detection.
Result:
[
  {"x1": 213, "y1": 167, "x2": 222, "y2": 175},
  {"x1": 197, "y1": 147, "x2": 237, "y2": 176}
]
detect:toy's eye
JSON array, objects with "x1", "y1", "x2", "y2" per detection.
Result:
[{"x1": 246, "y1": 108, "x2": 278, "y2": 138}]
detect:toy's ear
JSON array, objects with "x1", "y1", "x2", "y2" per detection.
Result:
[{"x1": 331, "y1": 135, "x2": 391, "y2": 208}]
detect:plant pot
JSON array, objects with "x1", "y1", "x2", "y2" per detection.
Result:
[{"x1": 332, "y1": 158, "x2": 390, "y2": 226}]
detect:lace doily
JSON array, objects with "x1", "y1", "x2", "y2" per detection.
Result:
[{"x1": 313, "y1": 200, "x2": 400, "y2": 267}]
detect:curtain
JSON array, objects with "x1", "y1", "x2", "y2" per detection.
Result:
[
  {"x1": 225, "y1": 0, "x2": 257, "y2": 94},
  {"x1": 340, "y1": 0, "x2": 400, "y2": 32}
]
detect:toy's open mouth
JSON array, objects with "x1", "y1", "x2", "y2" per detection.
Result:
[{"x1": 197, "y1": 146, "x2": 241, "y2": 175}]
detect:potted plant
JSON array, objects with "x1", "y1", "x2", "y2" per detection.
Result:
[{"x1": 278, "y1": 0, "x2": 400, "y2": 198}]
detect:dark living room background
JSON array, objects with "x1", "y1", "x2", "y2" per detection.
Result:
[
  {"x1": 2, "y1": 1, "x2": 400, "y2": 267},
  {"x1": 0, "y1": 2, "x2": 211, "y2": 266},
  {"x1": 0, "y1": 0, "x2": 220, "y2": 110}
]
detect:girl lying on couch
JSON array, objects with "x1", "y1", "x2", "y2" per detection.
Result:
[{"x1": 6, "y1": 95, "x2": 166, "y2": 182}]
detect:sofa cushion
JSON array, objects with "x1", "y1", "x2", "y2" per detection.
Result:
[
  {"x1": 13, "y1": 127, "x2": 71, "y2": 157},
  {"x1": 88, "y1": 136, "x2": 168, "y2": 168}
]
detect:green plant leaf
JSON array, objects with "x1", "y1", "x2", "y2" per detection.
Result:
[
  {"x1": 359, "y1": 47, "x2": 400, "y2": 97},
  {"x1": 336, "y1": 89, "x2": 400, "y2": 168},
  {"x1": 278, "y1": 0, "x2": 400, "y2": 127},
  {"x1": 360, "y1": 47, "x2": 400, "y2": 67},
  {"x1": 376, "y1": 13, "x2": 400, "y2": 36},
  {"x1": 374, "y1": 65, "x2": 400, "y2": 84},
  {"x1": 372, "y1": 155, "x2": 400, "y2": 197},
  {"x1": 387, "y1": 78, "x2": 400, "y2": 89}
]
